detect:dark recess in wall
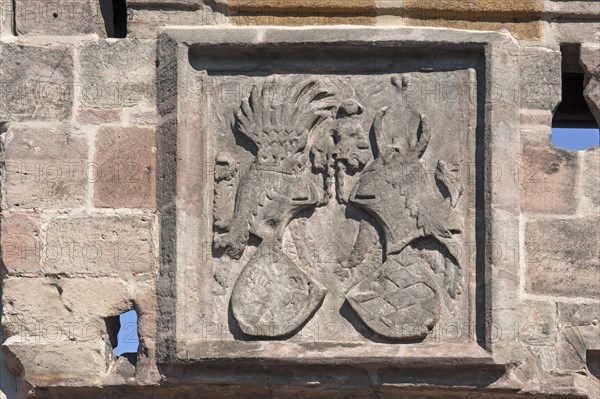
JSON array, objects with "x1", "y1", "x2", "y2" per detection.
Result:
[
  {"x1": 100, "y1": 0, "x2": 128, "y2": 38},
  {"x1": 552, "y1": 44, "x2": 598, "y2": 129}
]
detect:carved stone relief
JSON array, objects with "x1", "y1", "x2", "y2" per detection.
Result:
[{"x1": 208, "y1": 71, "x2": 476, "y2": 342}]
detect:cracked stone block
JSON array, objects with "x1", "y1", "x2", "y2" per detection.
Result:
[
  {"x1": 2, "y1": 277, "x2": 129, "y2": 342},
  {"x1": 1, "y1": 124, "x2": 87, "y2": 209},
  {"x1": 525, "y1": 217, "x2": 600, "y2": 299},
  {"x1": 44, "y1": 216, "x2": 156, "y2": 275},
  {"x1": 0, "y1": 43, "x2": 74, "y2": 121},
  {"x1": 94, "y1": 126, "x2": 156, "y2": 209},
  {"x1": 557, "y1": 303, "x2": 600, "y2": 372},
  {"x1": 1, "y1": 339, "x2": 112, "y2": 387}
]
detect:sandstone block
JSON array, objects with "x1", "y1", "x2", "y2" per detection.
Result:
[
  {"x1": 13, "y1": 0, "x2": 107, "y2": 36},
  {"x1": 557, "y1": 303, "x2": 600, "y2": 373},
  {"x1": 520, "y1": 124, "x2": 551, "y2": 147},
  {"x1": 581, "y1": 147, "x2": 599, "y2": 212},
  {"x1": 2, "y1": 278, "x2": 73, "y2": 340},
  {"x1": 520, "y1": 146, "x2": 578, "y2": 214},
  {"x1": 2, "y1": 339, "x2": 111, "y2": 387},
  {"x1": 76, "y1": 108, "x2": 123, "y2": 125},
  {"x1": 1, "y1": 212, "x2": 42, "y2": 274},
  {"x1": 0, "y1": 0, "x2": 6, "y2": 34},
  {"x1": 402, "y1": 0, "x2": 544, "y2": 40},
  {"x1": 525, "y1": 218, "x2": 600, "y2": 299},
  {"x1": 519, "y1": 109, "x2": 553, "y2": 127},
  {"x1": 94, "y1": 127, "x2": 156, "y2": 209},
  {"x1": 60, "y1": 278, "x2": 131, "y2": 318},
  {"x1": 127, "y1": 2, "x2": 225, "y2": 38},
  {"x1": 44, "y1": 215, "x2": 156, "y2": 275},
  {"x1": 0, "y1": 44, "x2": 74, "y2": 121},
  {"x1": 2, "y1": 277, "x2": 130, "y2": 343},
  {"x1": 79, "y1": 39, "x2": 156, "y2": 109},
  {"x1": 519, "y1": 47, "x2": 562, "y2": 111},
  {"x1": 517, "y1": 300, "x2": 557, "y2": 346},
  {"x1": 128, "y1": 108, "x2": 158, "y2": 126},
  {"x1": 580, "y1": 45, "x2": 600, "y2": 126},
  {"x1": 1, "y1": 124, "x2": 87, "y2": 209},
  {"x1": 132, "y1": 279, "x2": 160, "y2": 382}
]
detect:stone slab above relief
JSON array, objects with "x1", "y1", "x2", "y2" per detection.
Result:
[{"x1": 201, "y1": 71, "x2": 477, "y2": 344}]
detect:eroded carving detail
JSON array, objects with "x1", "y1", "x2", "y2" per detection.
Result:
[
  {"x1": 215, "y1": 77, "x2": 333, "y2": 337},
  {"x1": 347, "y1": 109, "x2": 463, "y2": 339},
  {"x1": 213, "y1": 75, "x2": 466, "y2": 340}
]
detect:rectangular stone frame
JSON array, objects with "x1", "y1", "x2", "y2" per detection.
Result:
[{"x1": 156, "y1": 26, "x2": 521, "y2": 376}]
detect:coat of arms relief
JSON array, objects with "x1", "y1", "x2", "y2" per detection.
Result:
[{"x1": 209, "y1": 72, "x2": 475, "y2": 342}]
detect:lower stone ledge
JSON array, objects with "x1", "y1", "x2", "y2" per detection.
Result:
[
  {"x1": 23, "y1": 383, "x2": 589, "y2": 399},
  {"x1": 178, "y1": 341, "x2": 496, "y2": 367}
]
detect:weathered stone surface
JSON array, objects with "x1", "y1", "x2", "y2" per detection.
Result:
[
  {"x1": 128, "y1": 108, "x2": 158, "y2": 126},
  {"x1": 519, "y1": 109, "x2": 553, "y2": 127},
  {"x1": 2, "y1": 278, "x2": 74, "y2": 340},
  {"x1": 76, "y1": 108, "x2": 123, "y2": 125},
  {"x1": 229, "y1": 0, "x2": 374, "y2": 25},
  {"x1": 208, "y1": 72, "x2": 474, "y2": 341},
  {"x1": 525, "y1": 217, "x2": 600, "y2": 299},
  {"x1": 132, "y1": 279, "x2": 160, "y2": 383},
  {"x1": 517, "y1": 300, "x2": 557, "y2": 346},
  {"x1": 2, "y1": 277, "x2": 129, "y2": 341},
  {"x1": 402, "y1": 0, "x2": 544, "y2": 40},
  {"x1": 557, "y1": 303, "x2": 600, "y2": 372},
  {"x1": 13, "y1": 0, "x2": 107, "y2": 36},
  {"x1": 580, "y1": 44, "x2": 600, "y2": 126},
  {"x1": 1, "y1": 124, "x2": 87, "y2": 209},
  {"x1": 520, "y1": 146, "x2": 578, "y2": 214},
  {"x1": 1, "y1": 211, "x2": 42, "y2": 274},
  {"x1": 519, "y1": 47, "x2": 561, "y2": 111},
  {"x1": 94, "y1": 127, "x2": 156, "y2": 209},
  {"x1": 127, "y1": 3, "x2": 226, "y2": 39},
  {"x1": 520, "y1": 124, "x2": 552, "y2": 147},
  {"x1": 79, "y1": 40, "x2": 156, "y2": 109},
  {"x1": 44, "y1": 216, "x2": 156, "y2": 275},
  {"x1": 581, "y1": 147, "x2": 599, "y2": 212},
  {"x1": 0, "y1": 0, "x2": 6, "y2": 34},
  {"x1": 2, "y1": 339, "x2": 111, "y2": 386},
  {"x1": 0, "y1": 43, "x2": 74, "y2": 121}
]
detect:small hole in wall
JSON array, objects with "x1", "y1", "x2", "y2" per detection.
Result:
[
  {"x1": 99, "y1": 0, "x2": 128, "y2": 38},
  {"x1": 587, "y1": 349, "x2": 600, "y2": 378},
  {"x1": 106, "y1": 310, "x2": 139, "y2": 360},
  {"x1": 52, "y1": 12, "x2": 59, "y2": 19},
  {"x1": 551, "y1": 43, "x2": 599, "y2": 150}
]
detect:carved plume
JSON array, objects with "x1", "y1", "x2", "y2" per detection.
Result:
[{"x1": 234, "y1": 78, "x2": 336, "y2": 166}]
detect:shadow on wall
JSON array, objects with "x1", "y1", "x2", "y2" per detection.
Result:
[{"x1": 100, "y1": 0, "x2": 128, "y2": 38}]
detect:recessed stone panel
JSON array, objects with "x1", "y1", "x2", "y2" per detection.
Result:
[{"x1": 156, "y1": 27, "x2": 522, "y2": 369}]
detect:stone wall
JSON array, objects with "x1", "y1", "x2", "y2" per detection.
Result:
[{"x1": 0, "y1": 1, "x2": 598, "y2": 398}]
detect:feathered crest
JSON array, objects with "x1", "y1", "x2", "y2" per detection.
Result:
[{"x1": 234, "y1": 78, "x2": 336, "y2": 165}]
